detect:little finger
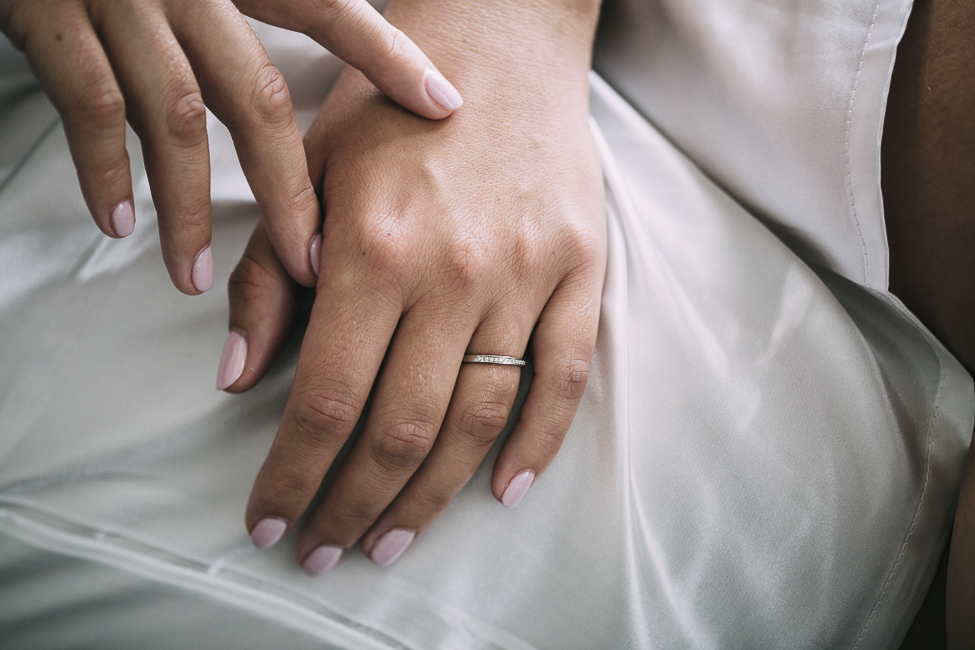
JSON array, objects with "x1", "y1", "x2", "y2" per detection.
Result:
[{"x1": 491, "y1": 278, "x2": 602, "y2": 508}]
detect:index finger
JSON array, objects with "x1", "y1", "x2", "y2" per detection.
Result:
[
  {"x1": 244, "y1": 251, "x2": 401, "y2": 547},
  {"x1": 234, "y1": 0, "x2": 463, "y2": 118}
]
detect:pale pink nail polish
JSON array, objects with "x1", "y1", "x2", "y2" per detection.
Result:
[
  {"x1": 309, "y1": 234, "x2": 322, "y2": 277},
  {"x1": 302, "y1": 545, "x2": 343, "y2": 577},
  {"x1": 250, "y1": 517, "x2": 287, "y2": 550},
  {"x1": 192, "y1": 245, "x2": 214, "y2": 293},
  {"x1": 501, "y1": 470, "x2": 535, "y2": 509},
  {"x1": 110, "y1": 200, "x2": 135, "y2": 238},
  {"x1": 216, "y1": 332, "x2": 246, "y2": 391},
  {"x1": 370, "y1": 528, "x2": 416, "y2": 567},
  {"x1": 424, "y1": 67, "x2": 463, "y2": 111}
]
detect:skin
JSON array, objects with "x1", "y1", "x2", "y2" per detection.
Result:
[
  {"x1": 226, "y1": 0, "x2": 607, "y2": 571},
  {"x1": 0, "y1": 0, "x2": 460, "y2": 293},
  {"x1": 228, "y1": 0, "x2": 975, "y2": 642},
  {"x1": 882, "y1": 0, "x2": 975, "y2": 647}
]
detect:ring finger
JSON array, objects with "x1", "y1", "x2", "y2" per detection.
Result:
[
  {"x1": 90, "y1": 0, "x2": 213, "y2": 294},
  {"x1": 359, "y1": 338, "x2": 526, "y2": 567}
]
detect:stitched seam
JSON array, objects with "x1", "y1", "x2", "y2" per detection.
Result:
[
  {"x1": 850, "y1": 358, "x2": 946, "y2": 649},
  {"x1": 843, "y1": 0, "x2": 882, "y2": 288}
]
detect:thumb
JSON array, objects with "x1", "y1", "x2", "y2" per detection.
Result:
[
  {"x1": 234, "y1": 0, "x2": 462, "y2": 119},
  {"x1": 219, "y1": 221, "x2": 300, "y2": 393}
]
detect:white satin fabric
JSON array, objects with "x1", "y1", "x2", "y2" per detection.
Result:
[{"x1": 0, "y1": 1, "x2": 972, "y2": 648}]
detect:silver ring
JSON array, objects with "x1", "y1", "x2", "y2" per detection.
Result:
[{"x1": 462, "y1": 354, "x2": 526, "y2": 367}]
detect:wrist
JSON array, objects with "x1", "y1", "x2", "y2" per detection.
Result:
[{"x1": 383, "y1": 0, "x2": 600, "y2": 110}]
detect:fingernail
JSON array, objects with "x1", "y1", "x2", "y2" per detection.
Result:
[
  {"x1": 424, "y1": 67, "x2": 463, "y2": 111},
  {"x1": 501, "y1": 470, "x2": 535, "y2": 509},
  {"x1": 302, "y1": 545, "x2": 343, "y2": 577},
  {"x1": 370, "y1": 528, "x2": 416, "y2": 567},
  {"x1": 250, "y1": 517, "x2": 287, "y2": 550},
  {"x1": 309, "y1": 233, "x2": 322, "y2": 277},
  {"x1": 192, "y1": 245, "x2": 214, "y2": 293},
  {"x1": 216, "y1": 331, "x2": 246, "y2": 391},
  {"x1": 110, "y1": 200, "x2": 135, "y2": 238}
]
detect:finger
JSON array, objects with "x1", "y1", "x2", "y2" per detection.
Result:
[
  {"x1": 220, "y1": 221, "x2": 300, "y2": 393},
  {"x1": 7, "y1": 0, "x2": 135, "y2": 237},
  {"x1": 294, "y1": 305, "x2": 474, "y2": 575},
  {"x1": 172, "y1": 1, "x2": 320, "y2": 287},
  {"x1": 360, "y1": 322, "x2": 525, "y2": 564},
  {"x1": 90, "y1": 2, "x2": 212, "y2": 294},
  {"x1": 244, "y1": 246, "x2": 402, "y2": 550},
  {"x1": 491, "y1": 277, "x2": 601, "y2": 509},
  {"x1": 235, "y1": 0, "x2": 462, "y2": 119}
]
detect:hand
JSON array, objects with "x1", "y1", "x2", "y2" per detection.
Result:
[
  {"x1": 0, "y1": 0, "x2": 462, "y2": 293},
  {"x1": 224, "y1": 0, "x2": 606, "y2": 573}
]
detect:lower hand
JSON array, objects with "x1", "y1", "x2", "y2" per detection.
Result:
[{"x1": 224, "y1": 0, "x2": 606, "y2": 573}]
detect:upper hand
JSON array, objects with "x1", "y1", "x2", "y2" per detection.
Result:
[{"x1": 0, "y1": 0, "x2": 462, "y2": 292}]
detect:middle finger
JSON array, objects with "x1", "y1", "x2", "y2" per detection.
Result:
[{"x1": 294, "y1": 302, "x2": 476, "y2": 575}]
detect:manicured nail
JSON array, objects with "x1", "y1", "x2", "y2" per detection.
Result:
[
  {"x1": 302, "y1": 545, "x2": 343, "y2": 578},
  {"x1": 309, "y1": 233, "x2": 322, "y2": 277},
  {"x1": 370, "y1": 528, "x2": 416, "y2": 567},
  {"x1": 423, "y1": 67, "x2": 463, "y2": 111},
  {"x1": 501, "y1": 470, "x2": 535, "y2": 509},
  {"x1": 192, "y1": 245, "x2": 214, "y2": 293},
  {"x1": 216, "y1": 331, "x2": 246, "y2": 391},
  {"x1": 250, "y1": 517, "x2": 287, "y2": 550},
  {"x1": 110, "y1": 200, "x2": 135, "y2": 238}
]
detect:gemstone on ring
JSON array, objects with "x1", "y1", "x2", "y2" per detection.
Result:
[{"x1": 462, "y1": 354, "x2": 526, "y2": 366}]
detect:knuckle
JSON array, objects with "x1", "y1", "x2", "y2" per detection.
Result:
[
  {"x1": 355, "y1": 219, "x2": 411, "y2": 280},
  {"x1": 369, "y1": 25, "x2": 408, "y2": 72},
  {"x1": 373, "y1": 418, "x2": 437, "y2": 471},
  {"x1": 441, "y1": 235, "x2": 490, "y2": 290},
  {"x1": 532, "y1": 424, "x2": 568, "y2": 456},
  {"x1": 165, "y1": 90, "x2": 207, "y2": 145},
  {"x1": 175, "y1": 203, "x2": 210, "y2": 233},
  {"x1": 227, "y1": 252, "x2": 278, "y2": 304},
  {"x1": 291, "y1": 391, "x2": 362, "y2": 447},
  {"x1": 85, "y1": 155, "x2": 129, "y2": 188},
  {"x1": 77, "y1": 85, "x2": 126, "y2": 132},
  {"x1": 287, "y1": 186, "x2": 318, "y2": 216},
  {"x1": 411, "y1": 488, "x2": 453, "y2": 515},
  {"x1": 458, "y1": 399, "x2": 510, "y2": 444},
  {"x1": 323, "y1": 502, "x2": 377, "y2": 532},
  {"x1": 563, "y1": 226, "x2": 602, "y2": 271},
  {"x1": 260, "y1": 465, "x2": 318, "y2": 506},
  {"x1": 550, "y1": 355, "x2": 590, "y2": 402},
  {"x1": 318, "y1": 0, "x2": 353, "y2": 17},
  {"x1": 252, "y1": 64, "x2": 293, "y2": 125}
]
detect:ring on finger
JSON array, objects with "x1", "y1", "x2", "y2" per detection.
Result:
[{"x1": 462, "y1": 354, "x2": 526, "y2": 366}]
